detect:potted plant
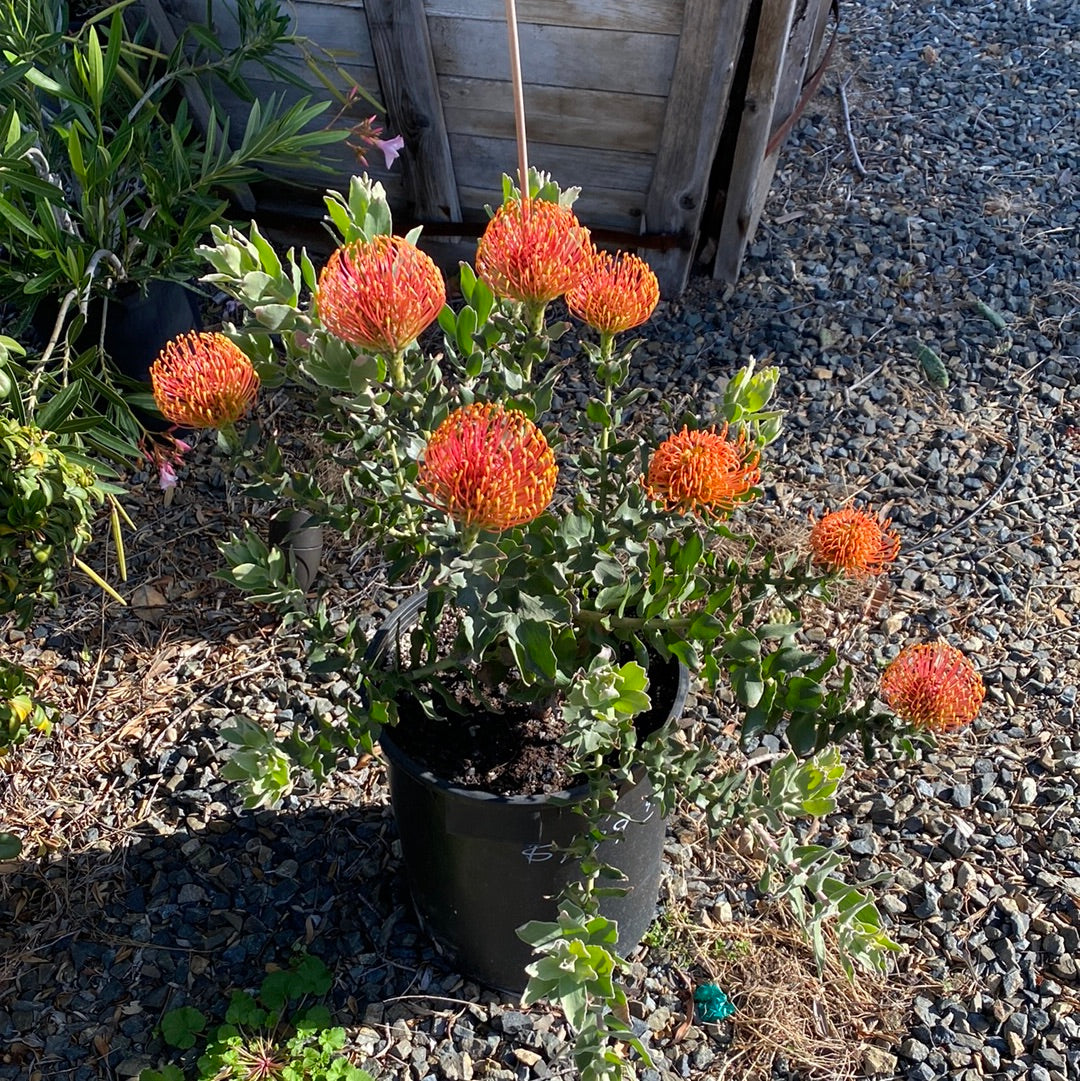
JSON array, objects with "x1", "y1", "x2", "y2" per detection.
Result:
[
  {"x1": 189, "y1": 174, "x2": 986, "y2": 1079},
  {"x1": 0, "y1": 0, "x2": 371, "y2": 458}
]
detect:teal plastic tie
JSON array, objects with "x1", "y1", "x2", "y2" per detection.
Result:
[{"x1": 693, "y1": 982, "x2": 736, "y2": 1022}]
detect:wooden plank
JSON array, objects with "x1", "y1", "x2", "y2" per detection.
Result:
[
  {"x1": 457, "y1": 185, "x2": 645, "y2": 232},
  {"x1": 440, "y1": 77, "x2": 666, "y2": 155},
  {"x1": 160, "y1": 0, "x2": 378, "y2": 67},
  {"x1": 729, "y1": 0, "x2": 831, "y2": 272},
  {"x1": 450, "y1": 132, "x2": 655, "y2": 198},
  {"x1": 426, "y1": 16, "x2": 678, "y2": 96},
  {"x1": 141, "y1": 0, "x2": 256, "y2": 210},
  {"x1": 365, "y1": 0, "x2": 461, "y2": 222},
  {"x1": 642, "y1": 0, "x2": 754, "y2": 296},
  {"x1": 712, "y1": 0, "x2": 800, "y2": 284},
  {"x1": 424, "y1": 0, "x2": 684, "y2": 35},
  {"x1": 772, "y1": 0, "x2": 818, "y2": 136}
]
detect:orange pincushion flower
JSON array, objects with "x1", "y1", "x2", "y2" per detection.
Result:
[
  {"x1": 475, "y1": 198, "x2": 592, "y2": 306},
  {"x1": 316, "y1": 235, "x2": 445, "y2": 355},
  {"x1": 809, "y1": 507, "x2": 900, "y2": 578},
  {"x1": 881, "y1": 642, "x2": 985, "y2": 732},
  {"x1": 150, "y1": 331, "x2": 259, "y2": 429},
  {"x1": 567, "y1": 250, "x2": 660, "y2": 334},
  {"x1": 645, "y1": 425, "x2": 761, "y2": 517},
  {"x1": 419, "y1": 402, "x2": 557, "y2": 532}
]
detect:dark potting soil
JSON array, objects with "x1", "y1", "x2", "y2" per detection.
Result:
[{"x1": 386, "y1": 656, "x2": 683, "y2": 797}]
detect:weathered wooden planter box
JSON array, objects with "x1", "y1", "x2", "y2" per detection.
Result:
[{"x1": 151, "y1": 0, "x2": 833, "y2": 295}]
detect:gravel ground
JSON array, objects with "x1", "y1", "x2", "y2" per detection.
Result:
[{"x1": 2, "y1": 0, "x2": 1079, "y2": 1078}]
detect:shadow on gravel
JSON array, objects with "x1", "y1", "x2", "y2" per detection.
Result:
[{"x1": 0, "y1": 798, "x2": 483, "y2": 1081}]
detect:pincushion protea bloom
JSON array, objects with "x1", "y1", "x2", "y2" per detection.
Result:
[
  {"x1": 316, "y1": 235, "x2": 445, "y2": 365},
  {"x1": 475, "y1": 198, "x2": 592, "y2": 314},
  {"x1": 881, "y1": 642, "x2": 985, "y2": 732},
  {"x1": 419, "y1": 402, "x2": 557, "y2": 533},
  {"x1": 809, "y1": 506, "x2": 900, "y2": 578},
  {"x1": 645, "y1": 425, "x2": 760, "y2": 517},
  {"x1": 150, "y1": 332, "x2": 259, "y2": 429},
  {"x1": 567, "y1": 250, "x2": 660, "y2": 336}
]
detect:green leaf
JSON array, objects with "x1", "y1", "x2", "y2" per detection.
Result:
[
  {"x1": 731, "y1": 665, "x2": 764, "y2": 708},
  {"x1": 86, "y1": 27, "x2": 104, "y2": 107},
  {"x1": 139, "y1": 1067, "x2": 185, "y2": 1081},
  {"x1": 35, "y1": 383, "x2": 82, "y2": 431},
  {"x1": 786, "y1": 712, "x2": 817, "y2": 756},
  {"x1": 783, "y1": 677, "x2": 823, "y2": 713},
  {"x1": 0, "y1": 832, "x2": 22, "y2": 860},
  {"x1": 724, "y1": 629, "x2": 760, "y2": 662},
  {"x1": 513, "y1": 620, "x2": 557, "y2": 682},
  {"x1": 160, "y1": 1006, "x2": 206, "y2": 1050},
  {"x1": 225, "y1": 990, "x2": 264, "y2": 1027},
  {"x1": 0, "y1": 195, "x2": 42, "y2": 241},
  {"x1": 673, "y1": 531, "x2": 704, "y2": 575},
  {"x1": 585, "y1": 400, "x2": 611, "y2": 426},
  {"x1": 455, "y1": 304, "x2": 477, "y2": 355}
]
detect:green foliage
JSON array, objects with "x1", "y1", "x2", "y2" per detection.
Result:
[
  {"x1": 0, "y1": 0, "x2": 363, "y2": 457},
  {"x1": 0, "y1": 831, "x2": 21, "y2": 860},
  {"x1": 219, "y1": 715, "x2": 297, "y2": 808},
  {"x1": 0, "y1": 658, "x2": 56, "y2": 752},
  {"x1": 144, "y1": 954, "x2": 374, "y2": 1081},
  {"x1": 718, "y1": 357, "x2": 783, "y2": 447},
  {"x1": 0, "y1": 415, "x2": 111, "y2": 626}
]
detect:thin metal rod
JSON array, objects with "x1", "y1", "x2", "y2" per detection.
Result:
[{"x1": 503, "y1": 0, "x2": 529, "y2": 193}]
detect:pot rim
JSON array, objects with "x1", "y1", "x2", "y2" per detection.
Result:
[{"x1": 370, "y1": 590, "x2": 690, "y2": 807}]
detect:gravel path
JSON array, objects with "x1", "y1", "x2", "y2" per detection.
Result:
[{"x1": 2, "y1": 1, "x2": 1078, "y2": 1079}]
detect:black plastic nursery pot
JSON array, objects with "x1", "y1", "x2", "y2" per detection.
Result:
[
  {"x1": 267, "y1": 508, "x2": 324, "y2": 592},
  {"x1": 372, "y1": 593, "x2": 690, "y2": 994},
  {"x1": 33, "y1": 279, "x2": 202, "y2": 384}
]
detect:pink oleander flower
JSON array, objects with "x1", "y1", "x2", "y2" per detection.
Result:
[
  {"x1": 419, "y1": 402, "x2": 557, "y2": 532},
  {"x1": 316, "y1": 235, "x2": 446, "y2": 358},
  {"x1": 347, "y1": 113, "x2": 405, "y2": 169},
  {"x1": 567, "y1": 249, "x2": 660, "y2": 335},
  {"x1": 645, "y1": 425, "x2": 761, "y2": 517},
  {"x1": 150, "y1": 332, "x2": 259, "y2": 430},
  {"x1": 809, "y1": 506, "x2": 900, "y2": 578},
  {"x1": 881, "y1": 642, "x2": 985, "y2": 732}
]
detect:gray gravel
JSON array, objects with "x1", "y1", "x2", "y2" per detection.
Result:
[{"x1": 2, "y1": 0, "x2": 1079, "y2": 1078}]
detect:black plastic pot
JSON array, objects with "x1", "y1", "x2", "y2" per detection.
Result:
[
  {"x1": 31, "y1": 279, "x2": 202, "y2": 435},
  {"x1": 373, "y1": 593, "x2": 689, "y2": 993},
  {"x1": 101, "y1": 280, "x2": 202, "y2": 385},
  {"x1": 267, "y1": 509, "x2": 324, "y2": 592},
  {"x1": 33, "y1": 279, "x2": 202, "y2": 384}
]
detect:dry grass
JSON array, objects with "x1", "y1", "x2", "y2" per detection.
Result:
[{"x1": 647, "y1": 809, "x2": 918, "y2": 1081}]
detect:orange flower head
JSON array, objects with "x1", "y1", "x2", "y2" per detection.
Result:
[
  {"x1": 475, "y1": 198, "x2": 592, "y2": 306},
  {"x1": 645, "y1": 425, "x2": 761, "y2": 517},
  {"x1": 316, "y1": 235, "x2": 445, "y2": 355},
  {"x1": 881, "y1": 642, "x2": 985, "y2": 733},
  {"x1": 809, "y1": 506, "x2": 900, "y2": 578},
  {"x1": 419, "y1": 402, "x2": 557, "y2": 532},
  {"x1": 150, "y1": 331, "x2": 259, "y2": 429},
  {"x1": 567, "y1": 249, "x2": 660, "y2": 334}
]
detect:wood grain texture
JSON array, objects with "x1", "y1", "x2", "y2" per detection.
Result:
[
  {"x1": 427, "y1": 17, "x2": 678, "y2": 96},
  {"x1": 456, "y1": 184, "x2": 645, "y2": 231},
  {"x1": 424, "y1": 0, "x2": 684, "y2": 34},
  {"x1": 712, "y1": 0, "x2": 800, "y2": 284},
  {"x1": 728, "y1": 0, "x2": 829, "y2": 275},
  {"x1": 440, "y1": 77, "x2": 666, "y2": 154},
  {"x1": 365, "y1": 0, "x2": 461, "y2": 222},
  {"x1": 161, "y1": 0, "x2": 377, "y2": 67},
  {"x1": 643, "y1": 0, "x2": 754, "y2": 295},
  {"x1": 450, "y1": 132, "x2": 655, "y2": 197}
]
